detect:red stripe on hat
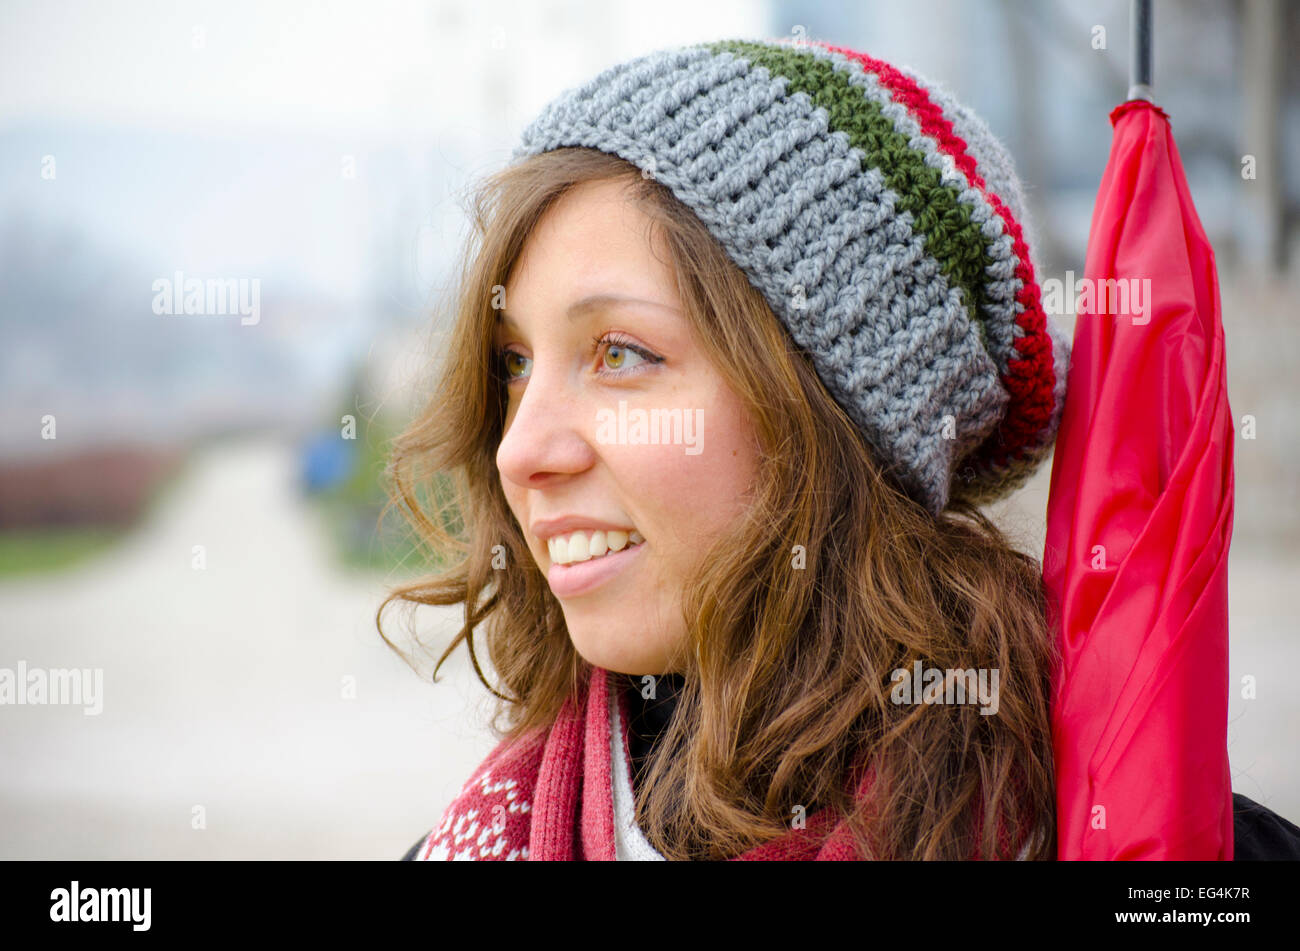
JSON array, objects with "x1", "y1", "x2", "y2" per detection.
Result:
[{"x1": 814, "y1": 41, "x2": 1057, "y2": 468}]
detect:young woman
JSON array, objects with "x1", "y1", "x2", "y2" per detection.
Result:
[{"x1": 379, "y1": 36, "x2": 1072, "y2": 860}]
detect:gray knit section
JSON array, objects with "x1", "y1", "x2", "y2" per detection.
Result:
[
  {"x1": 513, "y1": 44, "x2": 1074, "y2": 513},
  {"x1": 955, "y1": 312, "x2": 1073, "y2": 506},
  {"x1": 902, "y1": 67, "x2": 1037, "y2": 250},
  {"x1": 897, "y1": 64, "x2": 1047, "y2": 367},
  {"x1": 800, "y1": 44, "x2": 1023, "y2": 384},
  {"x1": 515, "y1": 44, "x2": 1006, "y2": 512},
  {"x1": 896, "y1": 62, "x2": 1071, "y2": 502}
]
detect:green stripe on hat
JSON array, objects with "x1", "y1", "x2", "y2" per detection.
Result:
[{"x1": 701, "y1": 39, "x2": 994, "y2": 353}]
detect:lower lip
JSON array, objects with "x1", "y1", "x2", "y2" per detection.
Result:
[{"x1": 547, "y1": 541, "x2": 646, "y2": 598}]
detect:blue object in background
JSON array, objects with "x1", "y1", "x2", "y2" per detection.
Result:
[{"x1": 299, "y1": 432, "x2": 357, "y2": 494}]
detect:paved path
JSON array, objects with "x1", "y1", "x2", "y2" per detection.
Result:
[{"x1": 0, "y1": 437, "x2": 498, "y2": 859}]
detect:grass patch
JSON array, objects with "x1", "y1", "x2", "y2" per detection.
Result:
[{"x1": 0, "y1": 527, "x2": 128, "y2": 576}]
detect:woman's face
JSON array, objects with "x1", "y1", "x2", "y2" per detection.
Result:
[{"x1": 494, "y1": 177, "x2": 759, "y2": 677}]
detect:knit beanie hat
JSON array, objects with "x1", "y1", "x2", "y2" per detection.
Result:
[{"x1": 510, "y1": 36, "x2": 1070, "y2": 516}]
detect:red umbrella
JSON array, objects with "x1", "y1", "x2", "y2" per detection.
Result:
[{"x1": 1042, "y1": 6, "x2": 1235, "y2": 859}]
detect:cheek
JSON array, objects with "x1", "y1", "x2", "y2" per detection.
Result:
[{"x1": 624, "y1": 400, "x2": 757, "y2": 551}]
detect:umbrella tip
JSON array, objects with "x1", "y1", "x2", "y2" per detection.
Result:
[{"x1": 1126, "y1": 83, "x2": 1155, "y2": 103}]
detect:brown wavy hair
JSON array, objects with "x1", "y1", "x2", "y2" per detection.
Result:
[{"x1": 377, "y1": 146, "x2": 1058, "y2": 860}]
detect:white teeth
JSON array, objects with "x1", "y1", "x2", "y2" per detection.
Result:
[
  {"x1": 547, "y1": 528, "x2": 643, "y2": 565},
  {"x1": 566, "y1": 533, "x2": 588, "y2": 562}
]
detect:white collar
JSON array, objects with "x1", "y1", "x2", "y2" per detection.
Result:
[{"x1": 610, "y1": 685, "x2": 667, "y2": 860}]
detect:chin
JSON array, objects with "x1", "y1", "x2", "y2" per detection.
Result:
[{"x1": 567, "y1": 630, "x2": 666, "y2": 677}]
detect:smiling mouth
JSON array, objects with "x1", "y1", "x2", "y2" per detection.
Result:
[
  {"x1": 546, "y1": 528, "x2": 645, "y2": 565},
  {"x1": 545, "y1": 535, "x2": 646, "y2": 598}
]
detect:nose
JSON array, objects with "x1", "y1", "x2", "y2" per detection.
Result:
[{"x1": 495, "y1": 361, "x2": 596, "y2": 489}]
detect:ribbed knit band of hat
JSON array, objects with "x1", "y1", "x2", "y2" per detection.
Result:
[{"x1": 511, "y1": 36, "x2": 1071, "y2": 516}]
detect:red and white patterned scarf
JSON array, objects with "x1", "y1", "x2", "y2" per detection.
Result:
[{"x1": 412, "y1": 665, "x2": 876, "y2": 860}]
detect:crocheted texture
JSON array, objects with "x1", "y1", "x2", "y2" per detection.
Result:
[{"x1": 511, "y1": 36, "x2": 1070, "y2": 514}]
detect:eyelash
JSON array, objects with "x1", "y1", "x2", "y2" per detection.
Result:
[{"x1": 497, "y1": 331, "x2": 662, "y2": 385}]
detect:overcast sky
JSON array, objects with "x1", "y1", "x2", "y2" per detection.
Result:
[{"x1": 0, "y1": 0, "x2": 771, "y2": 138}]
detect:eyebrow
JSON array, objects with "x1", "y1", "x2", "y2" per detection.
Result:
[{"x1": 495, "y1": 293, "x2": 680, "y2": 330}]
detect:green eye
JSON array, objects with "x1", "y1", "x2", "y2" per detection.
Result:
[
  {"x1": 602, "y1": 343, "x2": 645, "y2": 371},
  {"x1": 499, "y1": 349, "x2": 530, "y2": 382},
  {"x1": 595, "y1": 332, "x2": 661, "y2": 377},
  {"x1": 496, "y1": 334, "x2": 662, "y2": 386}
]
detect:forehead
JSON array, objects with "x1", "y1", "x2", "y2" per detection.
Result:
[
  {"x1": 497, "y1": 181, "x2": 681, "y2": 330},
  {"x1": 496, "y1": 293, "x2": 682, "y2": 333}
]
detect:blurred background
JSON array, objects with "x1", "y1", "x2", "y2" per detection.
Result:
[{"x1": 1, "y1": 0, "x2": 1296, "y2": 858}]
